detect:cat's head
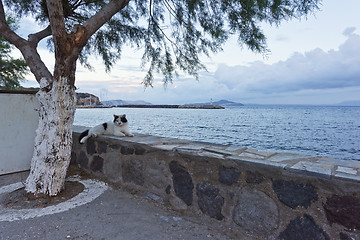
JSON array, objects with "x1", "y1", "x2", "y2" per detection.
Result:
[{"x1": 113, "y1": 114, "x2": 128, "y2": 126}]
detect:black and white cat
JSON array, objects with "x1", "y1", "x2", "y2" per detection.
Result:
[{"x1": 79, "y1": 114, "x2": 134, "y2": 144}]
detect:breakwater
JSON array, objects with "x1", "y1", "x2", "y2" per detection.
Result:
[
  {"x1": 76, "y1": 104, "x2": 225, "y2": 109},
  {"x1": 113, "y1": 104, "x2": 224, "y2": 109},
  {"x1": 71, "y1": 125, "x2": 360, "y2": 239}
]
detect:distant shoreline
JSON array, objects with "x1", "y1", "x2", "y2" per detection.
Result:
[{"x1": 76, "y1": 104, "x2": 225, "y2": 109}]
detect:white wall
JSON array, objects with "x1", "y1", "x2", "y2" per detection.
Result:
[{"x1": 0, "y1": 91, "x2": 39, "y2": 175}]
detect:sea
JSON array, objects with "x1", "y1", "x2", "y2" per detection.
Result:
[{"x1": 74, "y1": 105, "x2": 360, "y2": 161}]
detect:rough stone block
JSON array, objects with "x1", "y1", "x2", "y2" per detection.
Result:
[
  {"x1": 192, "y1": 159, "x2": 217, "y2": 182},
  {"x1": 134, "y1": 146, "x2": 146, "y2": 155},
  {"x1": 86, "y1": 139, "x2": 96, "y2": 155},
  {"x1": 97, "y1": 141, "x2": 108, "y2": 154},
  {"x1": 70, "y1": 151, "x2": 77, "y2": 165},
  {"x1": 78, "y1": 151, "x2": 89, "y2": 169},
  {"x1": 238, "y1": 152, "x2": 265, "y2": 160},
  {"x1": 244, "y1": 148, "x2": 276, "y2": 158},
  {"x1": 90, "y1": 155, "x2": 104, "y2": 172},
  {"x1": 152, "y1": 144, "x2": 180, "y2": 151},
  {"x1": 272, "y1": 179, "x2": 318, "y2": 209},
  {"x1": 122, "y1": 159, "x2": 144, "y2": 186},
  {"x1": 268, "y1": 152, "x2": 306, "y2": 162},
  {"x1": 334, "y1": 172, "x2": 360, "y2": 182},
  {"x1": 233, "y1": 188, "x2": 279, "y2": 236},
  {"x1": 245, "y1": 171, "x2": 265, "y2": 184},
  {"x1": 324, "y1": 195, "x2": 360, "y2": 230},
  {"x1": 336, "y1": 166, "x2": 357, "y2": 175},
  {"x1": 340, "y1": 232, "x2": 354, "y2": 240},
  {"x1": 196, "y1": 182, "x2": 224, "y2": 220},
  {"x1": 290, "y1": 161, "x2": 332, "y2": 179},
  {"x1": 278, "y1": 214, "x2": 330, "y2": 240},
  {"x1": 218, "y1": 166, "x2": 240, "y2": 186},
  {"x1": 169, "y1": 161, "x2": 194, "y2": 206},
  {"x1": 203, "y1": 147, "x2": 233, "y2": 156},
  {"x1": 121, "y1": 146, "x2": 135, "y2": 155},
  {"x1": 103, "y1": 152, "x2": 122, "y2": 181},
  {"x1": 165, "y1": 185, "x2": 171, "y2": 194},
  {"x1": 109, "y1": 144, "x2": 120, "y2": 150},
  {"x1": 145, "y1": 159, "x2": 170, "y2": 189}
]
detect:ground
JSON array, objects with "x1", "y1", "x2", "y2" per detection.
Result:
[{"x1": 0, "y1": 166, "x2": 235, "y2": 240}]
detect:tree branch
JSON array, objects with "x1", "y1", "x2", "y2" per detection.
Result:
[
  {"x1": 28, "y1": 25, "x2": 52, "y2": 47},
  {"x1": 0, "y1": 1, "x2": 27, "y2": 49},
  {"x1": 46, "y1": 0, "x2": 67, "y2": 45},
  {"x1": 0, "y1": 1, "x2": 52, "y2": 85},
  {"x1": 82, "y1": 0, "x2": 130, "y2": 43}
]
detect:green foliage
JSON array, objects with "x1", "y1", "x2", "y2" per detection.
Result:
[
  {"x1": 0, "y1": 15, "x2": 28, "y2": 89},
  {"x1": 3, "y1": 0, "x2": 320, "y2": 86}
]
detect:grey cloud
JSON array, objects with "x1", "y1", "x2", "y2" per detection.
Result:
[
  {"x1": 343, "y1": 27, "x2": 356, "y2": 36},
  {"x1": 214, "y1": 31, "x2": 360, "y2": 95}
]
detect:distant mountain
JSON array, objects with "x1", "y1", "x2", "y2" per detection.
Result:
[
  {"x1": 335, "y1": 100, "x2": 360, "y2": 106},
  {"x1": 102, "y1": 99, "x2": 152, "y2": 106},
  {"x1": 187, "y1": 99, "x2": 243, "y2": 107}
]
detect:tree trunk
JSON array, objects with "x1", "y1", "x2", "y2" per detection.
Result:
[{"x1": 25, "y1": 76, "x2": 76, "y2": 196}]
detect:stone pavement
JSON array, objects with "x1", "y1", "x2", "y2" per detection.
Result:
[{"x1": 0, "y1": 171, "x2": 233, "y2": 240}]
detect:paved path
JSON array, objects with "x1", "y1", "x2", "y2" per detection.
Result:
[{"x1": 0, "y1": 171, "x2": 232, "y2": 240}]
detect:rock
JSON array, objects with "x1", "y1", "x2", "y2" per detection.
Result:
[
  {"x1": 97, "y1": 141, "x2": 108, "y2": 154},
  {"x1": 145, "y1": 159, "x2": 169, "y2": 189},
  {"x1": 218, "y1": 166, "x2": 240, "y2": 186},
  {"x1": 76, "y1": 92, "x2": 101, "y2": 106},
  {"x1": 86, "y1": 139, "x2": 96, "y2": 155},
  {"x1": 245, "y1": 171, "x2": 265, "y2": 184},
  {"x1": 278, "y1": 214, "x2": 330, "y2": 240},
  {"x1": 121, "y1": 146, "x2": 134, "y2": 155},
  {"x1": 78, "y1": 151, "x2": 88, "y2": 169},
  {"x1": 324, "y1": 195, "x2": 360, "y2": 230},
  {"x1": 70, "y1": 151, "x2": 77, "y2": 165},
  {"x1": 134, "y1": 146, "x2": 146, "y2": 155},
  {"x1": 122, "y1": 159, "x2": 144, "y2": 186},
  {"x1": 169, "y1": 161, "x2": 194, "y2": 206},
  {"x1": 340, "y1": 232, "x2": 353, "y2": 240},
  {"x1": 103, "y1": 152, "x2": 122, "y2": 181},
  {"x1": 165, "y1": 185, "x2": 171, "y2": 194},
  {"x1": 272, "y1": 179, "x2": 318, "y2": 209},
  {"x1": 196, "y1": 182, "x2": 224, "y2": 220},
  {"x1": 233, "y1": 188, "x2": 279, "y2": 236},
  {"x1": 90, "y1": 156, "x2": 104, "y2": 172}
]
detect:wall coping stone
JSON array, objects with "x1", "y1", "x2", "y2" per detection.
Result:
[{"x1": 73, "y1": 125, "x2": 360, "y2": 183}]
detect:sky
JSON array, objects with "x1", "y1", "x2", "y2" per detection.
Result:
[{"x1": 18, "y1": 0, "x2": 360, "y2": 105}]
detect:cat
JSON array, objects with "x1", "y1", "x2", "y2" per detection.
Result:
[{"x1": 79, "y1": 114, "x2": 134, "y2": 144}]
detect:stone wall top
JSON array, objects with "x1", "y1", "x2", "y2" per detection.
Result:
[
  {"x1": 73, "y1": 125, "x2": 360, "y2": 183},
  {"x1": 0, "y1": 89, "x2": 38, "y2": 95}
]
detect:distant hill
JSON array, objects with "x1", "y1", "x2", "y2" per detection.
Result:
[
  {"x1": 76, "y1": 92, "x2": 101, "y2": 106},
  {"x1": 187, "y1": 99, "x2": 243, "y2": 107},
  {"x1": 102, "y1": 99, "x2": 152, "y2": 106},
  {"x1": 335, "y1": 100, "x2": 360, "y2": 106}
]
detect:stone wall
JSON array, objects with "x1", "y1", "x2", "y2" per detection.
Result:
[{"x1": 71, "y1": 125, "x2": 360, "y2": 239}]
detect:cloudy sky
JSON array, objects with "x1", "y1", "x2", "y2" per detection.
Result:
[{"x1": 20, "y1": 0, "x2": 360, "y2": 105}]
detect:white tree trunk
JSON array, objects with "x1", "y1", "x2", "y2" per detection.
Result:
[{"x1": 25, "y1": 77, "x2": 76, "y2": 196}]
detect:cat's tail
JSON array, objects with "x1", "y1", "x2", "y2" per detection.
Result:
[{"x1": 79, "y1": 130, "x2": 89, "y2": 144}]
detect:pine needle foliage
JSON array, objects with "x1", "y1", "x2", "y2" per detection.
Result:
[{"x1": 3, "y1": 0, "x2": 320, "y2": 86}]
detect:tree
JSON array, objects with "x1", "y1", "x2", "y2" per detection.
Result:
[
  {"x1": 0, "y1": 0, "x2": 320, "y2": 196},
  {"x1": 0, "y1": 16, "x2": 28, "y2": 89}
]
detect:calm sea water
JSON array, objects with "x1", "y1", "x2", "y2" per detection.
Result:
[{"x1": 74, "y1": 105, "x2": 360, "y2": 161}]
